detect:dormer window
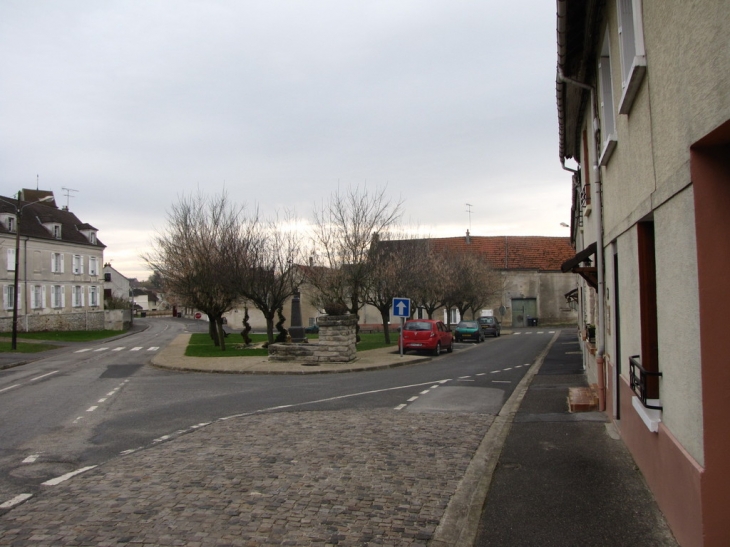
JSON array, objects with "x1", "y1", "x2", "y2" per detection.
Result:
[
  {"x1": 89, "y1": 232, "x2": 97, "y2": 244},
  {"x1": 53, "y1": 224, "x2": 61, "y2": 239},
  {"x1": 1, "y1": 214, "x2": 16, "y2": 233}
]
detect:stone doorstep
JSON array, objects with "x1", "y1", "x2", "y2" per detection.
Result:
[{"x1": 568, "y1": 384, "x2": 599, "y2": 412}]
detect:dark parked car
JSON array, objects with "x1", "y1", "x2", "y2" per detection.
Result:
[
  {"x1": 399, "y1": 319, "x2": 454, "y2": 356},
  {"x1": 478, "y1": 316, "x2": 501, "y2": 337},
  {"x1": 454, "y1": 321, "x2": 485, "y2": 343},
  {"x1": 304, "y1": 324, "x2": 319, "y2": 334}
]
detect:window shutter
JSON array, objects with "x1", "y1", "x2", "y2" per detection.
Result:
[
  {"x1": 81, "y1": 287, "x2": 85, "y2": 307},
  {"x1": 42, "y1": 285, "x2": 47, "y2": 309},
  {"x1": 7, "y1": 249, "x2": 15, "y2": 271},
  {"x1": 618, "y1": 0, "x2": 636, "y2": 86},
  {"x1": 60, "y1": 254, "x2": 65, "y2": 273},
  {"x1": 80, "y1": 257, "x2": 85, "y2": 275},
  {"x1": 2, "y1": 286, "x2": 7, "y2": 310},
  {"x1": 61, "y1": 287, "x2": 66, "y2": 308}
]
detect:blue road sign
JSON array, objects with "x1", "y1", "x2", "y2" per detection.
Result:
[{"x1": 392, "y1": 297, "x2": 411, "y2": 317}]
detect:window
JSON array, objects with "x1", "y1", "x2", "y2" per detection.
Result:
[
  {"x1": 51, "y1": 253, "x2": 64, "y2": 273},
  {"x1": 31, "y1": 285, "x2": 44, "y2": 309},
  {"x1": 53, "y1": 225, "x2": 61, "y2": 239},
  {"x1": 6, "y1": 248, "x2": 15, "y2": 271},
  {"x1": 72, "y1": 285, "x2": 84, "y2": 307},
  {"x1": 3, "y1": 285, "x2": 16, "y2": 310},
  {"x1": 51, "y1": 285, "x2": 64, "y2": 308},
  {"x1": 598, "y1": 32, "x2": 618, "y2": 166},
  {"x1": 89, "y1": 232, "x2": 97, "y2": 244},
  {"x1": 617, "y1": 0, "x2": 647, "y2": 114},
  {"x1": 7, "y1": 216, "x2": 15, "y2": 233},
  {"x1": 89, "y1": 285, "x2": 98, "y2": 307},
  {"x1": 89, "y1": 256, "x2": 98, "y2": 276},
  {"x1": 72, "y1": 255, "x2": 83, "y2": 275}
]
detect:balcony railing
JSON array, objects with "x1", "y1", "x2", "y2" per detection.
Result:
[{"x1": 629, "y1": 355, "x2": 662, "y2": 410}]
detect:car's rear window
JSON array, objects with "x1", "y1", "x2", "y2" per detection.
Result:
[
  {"x1": 404, "y1": 321, "x2": 433, "y2": 331},
  {"x1": 479, "y1": 317, "x2": 495, "y2": 324},
  {"x1": 458, "y1": 322, "x2": 478, "y2": 329}
]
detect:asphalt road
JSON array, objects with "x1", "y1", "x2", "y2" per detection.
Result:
[{"x1": 0, "y1": 318, "x2": 557, "y2": 508}]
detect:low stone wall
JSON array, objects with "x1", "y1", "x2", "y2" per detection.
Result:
[
  {"x1": 0, "y1": 311, "x2": 106, "y2": 333},
  {"x1": 105, "y1": 309, "x2": 131, "y2": 331},
  {"x1": 268, "y1": 314, "x2": 357, "y2": 364}
]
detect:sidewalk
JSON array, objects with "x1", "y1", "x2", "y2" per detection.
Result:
[{"x1": 473, "y1": 329, "x2": 678, "y2": 546}]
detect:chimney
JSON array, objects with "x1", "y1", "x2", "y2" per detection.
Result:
[
  {"x1": 466, "y1": 229, "x2": 471, "y2": 244},
  {"x1": 309, "y1": 256, "x2": 314, "y2": 267}
]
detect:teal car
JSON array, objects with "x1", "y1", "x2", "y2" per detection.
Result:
[{"x1": 454, "y1": 320, "x2": 485, "y2": 343}]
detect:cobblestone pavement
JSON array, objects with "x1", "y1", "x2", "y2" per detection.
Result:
[{"x1": 0, "y1": 409, "x2": 494, "y2": 546}]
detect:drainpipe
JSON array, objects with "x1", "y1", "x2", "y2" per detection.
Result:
[{"x1": 558, "y1": 69, "x2": 607, "y2": 412}]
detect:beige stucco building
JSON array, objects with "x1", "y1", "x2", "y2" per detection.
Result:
[
  {"x1": 0, "y1": 190, "x2": 106, "y2": 332},
  {"x1": 557, "y1": 1, "x2": 729, "y2": 544}
]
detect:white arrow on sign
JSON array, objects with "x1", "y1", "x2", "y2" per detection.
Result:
[{"x1": 396, "y1": 301, "x2": 408, "y2": 315}]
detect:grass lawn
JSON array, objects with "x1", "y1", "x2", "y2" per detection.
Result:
[
  {"x1": 0, "y1": 330, "x2": 125, "y2": 343},
  {"x1": 0, "y1": 341, "x2": 61, "y2": 353},
  {"x1": 185, "y1": 331, "x2": 395, "y2": 357}
]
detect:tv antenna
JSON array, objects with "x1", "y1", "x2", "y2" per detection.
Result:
[
  {"x1": 61, "y1": 187, "x2": 78, "y2": 210},
  {"x1": 465, "y1": 203, "x2": 473, "y2": 231}
]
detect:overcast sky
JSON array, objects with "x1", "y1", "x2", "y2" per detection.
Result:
[{"x1": 1, "y1": 1, "x2": 571, "y2": 280}]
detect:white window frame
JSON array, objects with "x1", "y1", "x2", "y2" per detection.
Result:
[
  {"x1": 598, "y1": 33, "x2": 618, "y2": 166},
  {"x1": 3, "y1": 285, "x2": 17, "y2": 310},
  {"x1": 52, "y1": 285, "x2": 64, "y2": 309},
  {"x1": 72, "y1": 285, "x2": 84, "y2": 307},
  {"x1": 53, "y1": 224, "x2": 61, "y2": 239},
  {"x1": 31, "y1": 285, "x2": 44, "y2": 309},
  {"x1": 617, "y1": 0, "x2": 647, "y2": 114},
  {"x1": 72, "y1": 254, "x2": 84, "y2": 275},
  {"x1": 6, "y1": 248, "x2": 15, "y2": 272},
  {"x1": 89, "y1": 256, "x2": 98, "y2": 276},
  {"x1": 89, "y1": 285, "x2": 98, "y2": 307},
  {"x1": 51, "y1": 253, "x2": 64, "y2": 273},
  {"x1": 7, "y1": 215, "x2": 16, "y2": 233},
  {"x1": 89, "y1": 232, "x2": 97, "y2": 244}
]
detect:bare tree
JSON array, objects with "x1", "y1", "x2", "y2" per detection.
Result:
[
  {"x1": 410, "y1": 243, "x2": 452, "y2": 319},
  {"x1": 234, "y1": 212, "x2": 304, "y2": 345},
  {"x1": 308, "y1": 185, "x2": 403, "y2": 340},
  {"x1": 365, "y1": 235, "x2": 427, "y2": 343},
  {"x1": 145, "y1": 192, "x2": 248, "y2": 351}
]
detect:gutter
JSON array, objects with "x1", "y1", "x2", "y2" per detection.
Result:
[{"x1": 556, "y1": 0, "x2": 607, "y2": 411}]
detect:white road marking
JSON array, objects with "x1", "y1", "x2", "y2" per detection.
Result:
[
  {"x1": 120, "y1": 448, "x2": 140, "y2": 455},
  {"x1": 130, "y1": 347, "x2": 142, "y2": 351},
  {"x1": 97, "y1": 398, "x2": 107, "y2": 403},
  {"x1": 112, "y1": 347, "x2": 125, "y2": 352},
  {"x1": 504, "y1": 367, "x2": 512, "y2": 370},
  {"x1": 152, "y1": 435, "x2": 171, "y2": 443},
  {"x1": 0, "y1": 384, "x2": 20, "y2": 393},
  {"x1": 524, "y1": 332, "x2": 532, "y2": 335},
  {"x1": 458, "y1": 379, "x2": 475, "y2": 382},
  {"x1": 431, "y1": 385, "x2": 440, "y2": 389},
  {"x1": 29, "y1": 371, "x2": 59, "y2": 382},
  {"x1": 407, "y1": 396, "x2": 418, "y2": 402},
  {"x1": 549, "y1": 331, "x2": 556, "y2": 333},
  {"x1": 538, "y1": 331, "x2": 544, "y2": 334},
  {"x1": 147, "y1": 347, "x2": 159, "y2": 351},
  {"x1": 86, "y1": 406, "x2": 98, "y2": 412},
  {"x1": 476, "y1": 373, "x2": 486, "y2": 376},
  {"x1": 191, "y1": 422, "x2": 211, "y2": 429},
  {"x1": 394, "y1": 404, "x2": 407, "y2": 410},
  {"x1": 512, "y1": 332, "x2": 521, "y2": 335},
  {"x1": 72, "y1": 416, "x2": 83, "y2": 424},
  {"x1": 93, "y1": 347, "x2": 109, "y2": 352},
  {"x1": 459, "y1": 376, "x2": 471, "y2": 379},
  {"x1": 41, "y1": 466, "x2": 97, "y2": 486},
  {"x1": 420, "y1": 390, "x2": 431, "y2": 395},
  {"x1": 106, "y1": 391, "x2": 117, "y2": 397},
  {"x1": 0, "y1": 493, "x2": 32, "y2": 509},
  {"x1": 490, "y1": 370, "x2": 500, "y2": 374},
  {"x1": 22, "y1": 454, "x2": 40, "y2": 463},
  {"x1": 74, "y1": 348, "x2": 92, "y2": 353}
]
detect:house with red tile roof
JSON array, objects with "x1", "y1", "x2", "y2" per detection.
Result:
[{"x1": 379, "y1": 232, "x2": 578, "y2": 327}]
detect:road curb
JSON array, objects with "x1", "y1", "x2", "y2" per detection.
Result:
[{"x1": 430, "y1": 329, "x2": 561, "y2": 547}]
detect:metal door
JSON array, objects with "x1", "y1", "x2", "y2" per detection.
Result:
[{"x1": 511, "y1": 298, "x2": 537, "y2": 327}]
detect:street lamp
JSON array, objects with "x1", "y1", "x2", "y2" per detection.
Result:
[{"x1": 0, "y1": 193, "x2": 53, "y2": 350}]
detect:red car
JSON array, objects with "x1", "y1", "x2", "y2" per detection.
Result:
[{"x1": 399, "y1": 319, "x2": 454, "y2": 356}]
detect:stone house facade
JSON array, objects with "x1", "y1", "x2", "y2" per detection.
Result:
[{"x1": 0, "y1": 189, "x2": 106, "y2": 332}]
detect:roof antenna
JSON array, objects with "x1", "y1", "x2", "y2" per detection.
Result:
[
  {"x1": 61, "y1": 187, "x2": 78, "y2": 211},
  {"x1": 465, "y1": 203, "x2": 473, "y2": 231}
]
